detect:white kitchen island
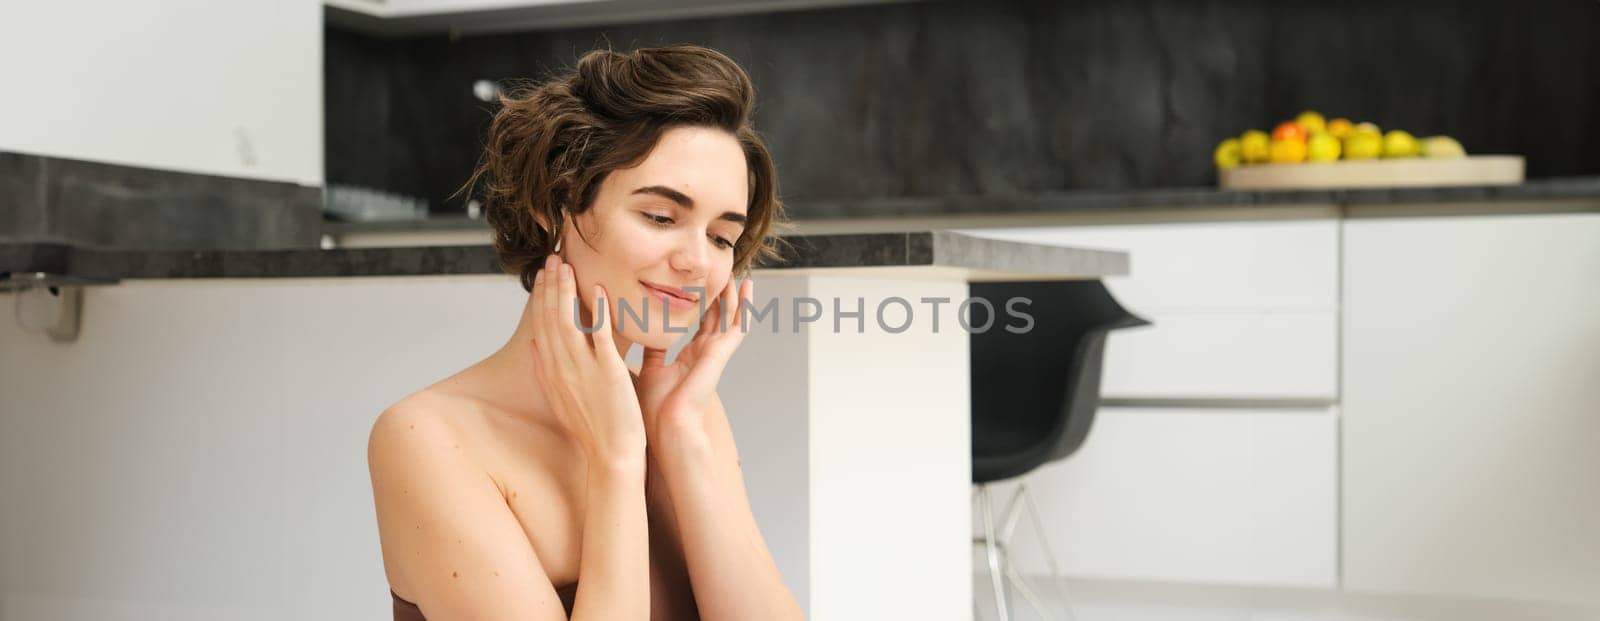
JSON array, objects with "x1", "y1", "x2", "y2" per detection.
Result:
[{"x1": 0, "y1": 232, "x2": 1127, "y2": 620}]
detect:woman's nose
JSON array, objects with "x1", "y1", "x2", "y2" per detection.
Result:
[{"x1": 668, "y1": 232, "x2": 708, "y2": 279}]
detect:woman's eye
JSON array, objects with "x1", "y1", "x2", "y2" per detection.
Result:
[{"x1": 643, "y1": 211, "x2": 733, "y2": 250}]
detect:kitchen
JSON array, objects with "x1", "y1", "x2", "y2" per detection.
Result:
[{"x1": 2, "y1": 1, "x2": 1598, "y2": 619}]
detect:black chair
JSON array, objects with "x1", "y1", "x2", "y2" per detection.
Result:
[{"x1": 968, "y1": 280, "x2": 1150, "y2": 621}]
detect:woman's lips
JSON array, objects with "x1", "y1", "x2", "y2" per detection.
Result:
[{"x1": 640, "y1": 281, "x2": 700, "y2": 313}]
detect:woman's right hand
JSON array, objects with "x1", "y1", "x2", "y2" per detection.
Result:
[{"x1": 529, "y1": 254, "x2": 646, "y2": 463}]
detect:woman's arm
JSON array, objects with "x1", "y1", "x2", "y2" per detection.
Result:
[
  {"x1": 369, "y1": 402, "x2": 573, "y2": 620},
  {"x1": 370, "y1": 401, "x2": 652, "y2": 620},
  {"x1": 634, "y1": 277, "x2": 802, "y2": 619},
  {"x1": 653, "y1": 392, "x2": 805, "y2": 621},
  {"x1": 570, "y1": 453, "x2": 651, "y2": 620},
  {"x1": 644, "y1": 449, "x2": 702, "y2": 621},
  {"x1": 530, "y1": 255, "x2": 654, "y2": 619}
]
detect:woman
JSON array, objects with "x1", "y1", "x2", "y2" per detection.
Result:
[{"x1": 367, "y1": 45, "x2": 803, "y2": 620}]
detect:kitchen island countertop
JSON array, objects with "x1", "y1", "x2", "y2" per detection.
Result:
[{"x1": 0, "y1": 230, "x2": 1128, "y2": 289}]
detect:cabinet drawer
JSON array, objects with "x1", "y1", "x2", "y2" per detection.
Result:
[
  {"x1": 1102, "y1": 310, "x2": 1339, "y2": 400},
  {"x1": 960, "y1": 220, "x2": 1339, "y2": 312},
  {"x1": 982, "y1": 407, "x2": 1339, "y2": 588}
]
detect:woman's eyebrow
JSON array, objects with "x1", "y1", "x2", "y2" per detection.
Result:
[{"x1": 631, "y1": 185, "x2": 747, "y2": 225}]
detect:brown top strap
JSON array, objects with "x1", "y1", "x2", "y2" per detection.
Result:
[{"x1": 391, "y1": 584, "x2": 577, "y2": 619}]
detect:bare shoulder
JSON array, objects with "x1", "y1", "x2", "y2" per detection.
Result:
[
  {"x1": 369, "y1": 390, "x2": 474, "y2": 454},
  {"x1": 368, "y1": 389, "x2": 536, "y2": 521},
  {"x1": 368, "y1": 391, "x2": 482, "y2": 481},
  {"x1": 367, "y1": 390, "x2": 568, "y2": 619}
]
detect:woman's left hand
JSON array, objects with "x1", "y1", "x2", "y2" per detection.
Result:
[{"x1": 635, "y1": 276, "x2": 754, "y2": 444}]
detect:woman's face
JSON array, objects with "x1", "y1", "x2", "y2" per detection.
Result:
[{"x1": 560, "y1": 125, "x2": 750, "y2": 352}]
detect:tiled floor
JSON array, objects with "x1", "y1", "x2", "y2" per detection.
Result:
[{"x1": 971, "y1": 573, "x2": 1600, "y2": 621}]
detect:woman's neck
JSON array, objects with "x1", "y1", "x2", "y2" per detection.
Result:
[{"x1": 478, "y1": 292, "x2": 636, "y2": 419}]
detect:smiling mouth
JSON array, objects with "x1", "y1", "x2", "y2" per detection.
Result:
[{"x1": 641, "y1": 281, "x2": 699, "y2": 304}]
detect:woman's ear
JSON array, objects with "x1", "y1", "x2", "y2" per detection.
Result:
[{"x1": 552, "y1": 209, "x2": 574, "y2": 256}]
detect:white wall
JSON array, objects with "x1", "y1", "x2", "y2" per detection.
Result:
[{"x1": 0, "y1": 0, "x2": 323, "y2": 186}]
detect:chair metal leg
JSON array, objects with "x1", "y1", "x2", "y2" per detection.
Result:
[
  {"x1": 1019, "y1": 483, "x2": 1075, "y2": 621},
  {"x1": 972, "y1": 483, "x2": 1075, "y2": 621},
  {"x1": 971, "y1": 487, "x2": 988, "y2": 621},
  {"x1": 1001, "y1": 550, "x2": 1054, "y2": 620},
  {"x1": 994, "y1": 483, "x2": 1056, "y2": 620},
  {"x1": 999, "y1": 484, "x2": 1027, "y2": 545},
  {"x1": 976, "y1": 485, "x2": 1011, "y2": 621}
]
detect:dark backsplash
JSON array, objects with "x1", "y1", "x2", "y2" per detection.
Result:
[
  {"x1": 325, "y1": 0, "x2": 1600, "y2": 217},
  {"x1": 0, "y1": 152, "x2": 322, "y2": 250}
]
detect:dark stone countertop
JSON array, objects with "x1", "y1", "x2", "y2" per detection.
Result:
[
  {"x1": 775, "y1": 176, "x2": 1600, "y2": 220},
  {"x1": 323, "y1": 176, "x2": 1600, "y2": 235},
  {"x1": 0, "y1": 231, "x2": 1128, "y2": 290}
]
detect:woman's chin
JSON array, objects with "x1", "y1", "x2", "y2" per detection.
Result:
[{"x1": 614, "y1": 324, "x2": 695, "y2": 352}]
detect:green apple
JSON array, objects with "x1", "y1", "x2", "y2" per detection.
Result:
[
  {"x1": 1344, "y1": 131, "x2": 1382, "y2": 160},
  {"x1": 1383, "y1": 130, "x2": 1421, "y2": 158},
  {"x1": 1307, "y1": 132, "x2": 1342, "y2": 162}
]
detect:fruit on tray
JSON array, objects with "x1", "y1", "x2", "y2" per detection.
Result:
[
  {"x1": 1216, "y1": 111, "x2": 1466, "y2": 168},
  {"x1": 1270, "y1": 136, "x2": 1307, "y2": 163},
  {"x1": 1295, "y1": 111, "x2": 1327, "y2": 135},
  {"x1": 1421, "y1": 135, "x2": 1466, "y2": 158},
  {"x1": 1344, "y1": 130, "x2": 1382, "y2": 160},
  {"x1": 1307, "y1": 132, "x2": 1341, "y2": 162},
  {"x1": 1327, "y1": 117, "x2": 1354, "y2": 140},
  {"x1": 1240, "y1": 129, "x2": 1270, "y2": 164},
  {"x1": 1272, "y1": 121, "x2": 1308, "y2": 143},
  {"x1": 1383, "y1": 130, "x2": 1421, "y2": 158},
  {"x1": 1215, "y1": 138, "x2": 1242, "y2": 169}
]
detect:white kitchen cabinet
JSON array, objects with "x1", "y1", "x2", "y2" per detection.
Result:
[
  {"x1": 961, "y1": 220, "x2": 1341, "y2": 400},
  {"x1": 0, "y1": 0, "x2": 322, "y2": 185},
  {"x1": 1342, "y1": 213, "x2": 1600, "y2": 609},
  {"x1": 962, "y1": 221, "x2": 1342, "y2": 589},
  {"x1": 964, "y1": 220, "x2": 1339, "y2": 312},
  {"x1": 1101, "y1": 310, "x2": 1338, "y2": 400},
  {"x1": 326, "y1": 0, "x2": 916, "y2": 32},
  {"x1": 983, "y1": 407, "x2": 1340, "y2": 588}
]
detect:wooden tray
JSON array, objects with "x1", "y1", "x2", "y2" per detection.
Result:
[{"x1": 1218, "y1": 155, "x2": 1524, "y2": 190}]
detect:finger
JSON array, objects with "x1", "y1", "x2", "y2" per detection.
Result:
[
  {"x1": 526, "y1": 274, "x2": 557, "y2": 395},
  {"x1": 529, "y1": 267, "x2": 553, "y2": 374},
  {"x1": 540, "y1": 255, "x2": 576, "y2": 368},
  {"x1": 586, "y1": 283, "x2": 619, "y2": 361},
  {"x1": 690, "y1": 280, "x2": 751, "y2": 380},
  {"x1": 702, "y1": 280, "x2": 730, "y2": 335},
  {"x1": 555, "y1": 261, "x2": 588, "y2": 357},
  {"x1": 641, "y1": 346, "x2": 670, "y2": 371},
  {"x1": 734, "y1": 277, "x2": 753, "y2": 332},
  {"x1": 683, "y1": 278, "x2": 737, "y2": 367},
  {"x1": 531, "y1": 269, "x2": 568, "y2": 395},
  {"x1": 718, "y1": 277, "x2": 738, "y2": 334},
  {"x1": 694, "y1": 278, "x2": 733, "y2": 338},
  {"x1": 672, "y1": 285, "x2": 739, "y2": 386}
]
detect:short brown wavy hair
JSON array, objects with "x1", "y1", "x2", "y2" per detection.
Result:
[{"x1": 460, "y1": 45, "x2": 789, "y2": 293}]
